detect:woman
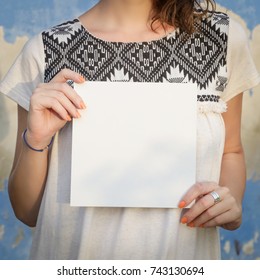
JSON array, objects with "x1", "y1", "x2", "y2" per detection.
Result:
[{"x1": 0, "y1": 0, "x2": 259, "y2": 259}]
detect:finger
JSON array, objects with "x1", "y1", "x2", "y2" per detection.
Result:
[
  {"x1": 201, "y1": 210, "x2": 234, "y2": 228},
  {"x1": 196, "y1": 193, "x2": 238, "y2": 228},
  {"x1": 188, "y1": 198, "x2": 231, "y2": 227},
  {"x1": 180, "y1": 187, "x2": 226, "y2": 225},
  {"x1": 31, "y1": 87, "x2": 77, "y2": 119},
  {"x1": 39, "y1": 95, "x2": 73, "y2": 121},
  {"x1": 50, "y1": 68, "x2": 85, "y2": 84},
  {"x1": 178, "y1": 181, "x2": 218, "y2": 208},
  {"x1": 51, "y1": 91, "x2": 82, "y2": 119},
  {"x1": 37, "y1": 82, "x2": 86, "y2": 110}
]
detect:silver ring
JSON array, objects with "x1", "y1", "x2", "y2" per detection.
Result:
[{"x1": 210, "y1": 191, "x2": 221, "y2": 204}]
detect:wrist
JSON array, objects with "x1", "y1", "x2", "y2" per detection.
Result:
[{"x1": 23, "y1": 129, "x2": 54, "y2": 152}]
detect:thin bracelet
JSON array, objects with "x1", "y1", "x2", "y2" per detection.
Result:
[{"x1": 22, "y1": 129, "x2": 54, "y2": 152}]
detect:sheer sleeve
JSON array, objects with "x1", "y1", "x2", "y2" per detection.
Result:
[
  {"x1": 221, "y1": 18, "x2": 260, "y2": 102},
  {"x1": 0, "y1": 33, "x2": 45, "y2": 111}
]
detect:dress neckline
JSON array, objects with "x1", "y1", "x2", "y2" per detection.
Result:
[{"x1": 75, "y1": 18, "x2": 179, "y2": 45}]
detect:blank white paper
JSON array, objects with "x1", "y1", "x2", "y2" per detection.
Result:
[{"x1": 71, "y1": 82, "x2": 197, "y2": 208}]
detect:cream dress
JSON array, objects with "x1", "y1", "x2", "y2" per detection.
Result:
[{"x1": 0, "y1": 12, "x2": 259, "y2": 259}]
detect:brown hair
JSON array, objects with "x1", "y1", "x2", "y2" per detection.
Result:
[{"x1": 151, "y1": 0, "x2": 216, "y2": 33}]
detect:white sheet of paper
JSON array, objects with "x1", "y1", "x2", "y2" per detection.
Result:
[{"x1": 71, "y1": 82, "x2": 197, "y2": 208}]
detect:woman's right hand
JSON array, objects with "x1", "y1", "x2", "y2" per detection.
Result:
[{"x1": 26, "y1": 69, "x2": 86, "y2": 149}]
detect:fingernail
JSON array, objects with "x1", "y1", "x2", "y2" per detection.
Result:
[
  {"x1": 66, "y1": 115, "x2": 72, "y2": 121},
  {"x1": 178, "y1": 201, "x2": 186, "y2": 208},
  {"x1": 79, "y1": 76, "x2": 85, "y2": 82},
  {"x1": 181, "y1": 217, "x2": 188, "y2": 224},
  {"x1": 80, "y1": 101, "x2": 87, "y2": 109},
  {"x1": 199, "y1": 224, "x2": 205, "y2": 228},
  {"x1": 188, "y1": 222, "x2": 195, "y2": 228},
  {"x1": 76, "y1": 111, "x2": 81, "y2": 118}
]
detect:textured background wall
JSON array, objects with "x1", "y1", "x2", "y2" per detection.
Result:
[{"x1": 0, "y1": 0, "x2": 259, "y2": 260}]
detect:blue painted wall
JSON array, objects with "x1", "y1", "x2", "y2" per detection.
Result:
[
  {"x1": 0, "y1": 0, "x2": 260, "y2": 260},
  {"x1": 0, "y1": 0, "x2": 95, "y2": 42},
  {"x1": 217, "y1": 0, "x2": 260, "y2": 30}
]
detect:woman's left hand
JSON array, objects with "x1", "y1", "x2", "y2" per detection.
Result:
[{"x1": 179, "y1": 181, "x2": 242, "y2": 230}]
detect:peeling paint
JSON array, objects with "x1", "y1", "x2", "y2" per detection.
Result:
[
  {"x1": 0, "y1": 27, "x2": 24, "y2": 189},
  {"x1": 242, "y1": 24, "x2": 260, "y2": 182},
  {"x1": 242, "y1": 239, "x2": 255, "y2": 255},
  {"x1": 0, "y1": 224, "x2": 5, "y2": 240},
  {"x1": 0, "y1": 26, "x2": 28, "y2": 78},
  {"x1": 0, "y1": 146, "x2": 13, "y2": 191},
  {"x1": 11, "y1": 228, "x2": 24, "y2": 249},
  {"x1": 223, "y1": 240, "x2": 231, "y2": 254},
  {"x1": 234, "y1": 239, "x2": 241, "y2": 256},
  {"x1": 242, "y1": 232, "x2": 259, "y2": 256}
]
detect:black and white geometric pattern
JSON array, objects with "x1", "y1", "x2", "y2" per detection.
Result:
[{"x1": 42, "y1": 12, "x2": 229, "y2": 109}]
